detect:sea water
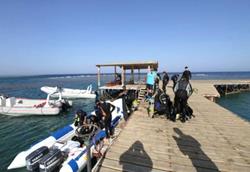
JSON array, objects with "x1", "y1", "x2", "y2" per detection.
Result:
[
  {"x1": 216, "y1": 91, "x2": 250, "y2": 121},
  {"x1": 0, "y1": 74, "x2": 112, "y2": 171},
  {"x1": 0, "y1": 72, "x2": 250, "y2": 171}
]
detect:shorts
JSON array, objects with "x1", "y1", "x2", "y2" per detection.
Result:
[{"x1": 146, "y1": 84, "x2": 153, "y2": 90}]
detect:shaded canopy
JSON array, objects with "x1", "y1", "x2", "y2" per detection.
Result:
[{"x1": 96, "y1": 61, "x2": 158, "y2": 70}]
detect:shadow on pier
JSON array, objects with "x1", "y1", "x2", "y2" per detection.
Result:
[
  {"x1": 119, "y1": 140, "x2": 153, "y2": 172},
  {"x1": 173, "y1": 128, "x2": 219, "y2": 172}
]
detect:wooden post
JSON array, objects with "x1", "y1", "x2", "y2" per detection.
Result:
[
  {"x1": 114, "y1": 66, "x2": 117, "y2": 78},
  {"x1": 138, "y1": 69, "x2": 141, "y2": 81},
  {"x1": 97, "y1": 66, "x2": 101, "y2": 88},
  {"x1": 131, "y1": 67, "x2": 134, "y2": 83},
  {"x1": 122, "y1": 66, "x2": 125, "y2": 86},
  {"x1": 148, "y1": 65, "x2": 151, "y2": 72}
]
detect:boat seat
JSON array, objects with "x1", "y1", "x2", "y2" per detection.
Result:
[
  {"x1": 6, "y1": 97, "x2": 16, "y2": 107},
  {"x1": 61, "y1": 140, "x2": 80, "y2": 154},
  {"x1": 53, "y1": 141, "x2": 65, "y2": 150}
]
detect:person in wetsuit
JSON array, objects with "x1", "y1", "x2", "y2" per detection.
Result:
[
  {"x1": 182, "y1": 66, "x2": 192, "y2": 81},
  {"x1": 96, "y1": 100, "x2": 115, "y2": 138},
  {"x1": 74, "y1": 110, "x2": 87, "y2": 127},
  {"x1": 162, "y1": 71, "x2": 169, "y2": 93},
  {"x1": 154, "y1": 73, "x2": 161, "y2": 94},
  {"x1": 171, "y1": 74, "x2": 179, "y2": 91},
  {"x1": 173, "y1": 78, "x2": 192, "y2": 122}
]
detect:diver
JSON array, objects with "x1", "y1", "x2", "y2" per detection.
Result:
[
  {"x1": 182, "y1": 66, "x2": 192, "y2": 81},
  {"x1": 171, "y1": 74, "x2": 179, "y2": 91},
  {"x1": 162, "y1": 71, "x2": 169, "y2": 93},
  {"x1": 173, "y1": 78, "x2": 193, "y2": 122},
  {"x1": 154, "y1": 73, "x2": 161, "y2": 94},
  {"x1": 94, "y1": 100, "x2": 105, "y2": 128},
  {"x1": 153, "y1": 89, "x2": 173, "y2": 119},
  {"x1": 74, "y1": 110, "x2": 99, "y2": 136},
  {"x1": 74, "y1": 109, "x2": 87, "y2": 127},
  {"x1": 73, "y1": 110, "x2": 89, "y2": 146},
  {"x1": 96, "y1": 100, "x2": 115, "y2": 138}
]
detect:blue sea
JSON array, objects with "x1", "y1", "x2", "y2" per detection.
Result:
[{"x1": 0, "y1": 72, "x2": 250, "y2": 171}]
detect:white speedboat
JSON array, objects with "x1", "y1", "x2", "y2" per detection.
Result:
[
  {"x1": 41, "y1": 85, "x2": 96, "y2": 99},
  {"x1": 0, "y1": 91, "x2": 72, "y2": 116},
  {"x1": 8, "y1": 98, "x2": 124, "y2": 171}
]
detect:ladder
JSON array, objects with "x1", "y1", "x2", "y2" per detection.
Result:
[{"x1": 138, "y1": 87, "x2": 147, "y2": 101}]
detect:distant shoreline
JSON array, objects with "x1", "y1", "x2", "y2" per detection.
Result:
[{"x1": 1, "y1": 71, "x2": 250, "y2": 78}]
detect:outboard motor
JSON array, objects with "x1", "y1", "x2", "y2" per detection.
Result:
[
  {"x1": 39, "y1": 149, "x2": 64, "y2": 172},
  {"x1": 25, "y1": 146, "x2": 49, "y2": 171}
]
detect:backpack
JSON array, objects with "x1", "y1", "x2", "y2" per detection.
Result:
[{"x1": 174, "y1": 78, "x2": 193, "y2": 97}]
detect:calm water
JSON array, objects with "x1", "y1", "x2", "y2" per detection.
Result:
[
  {"x1": 217, "y1": 91, "x2": 250, "y2": 121},
  {"x1": 0, "y1": 72, "x2": 250, "y2": 171},
  {"x1": 0, "y1": 74, "x2": 111, "y2": 172}
]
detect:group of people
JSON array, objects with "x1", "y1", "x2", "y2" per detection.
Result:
[
  {"x1": 73, "y1": 99, "x2": 115, "y2": 142},
  {"x1": 73, "y1": 66, "x2": 193, "y2": 144},
  {"x1": 146, "y1": 66, "x2": 193, "y2": 122}
]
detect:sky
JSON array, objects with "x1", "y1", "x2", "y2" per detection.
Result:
[{"x1": 0, "y1": 0, "x2": 250, "y2": 75}]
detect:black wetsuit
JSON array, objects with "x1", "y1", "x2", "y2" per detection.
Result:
[
  {"x1": 100, "y1": 102, "x2": 115, "y2": 138},
  {"x1": 171, "y1": 74, "x2": 179, "y2": 90},
  {"x1": 94, "y1": 105, "x2": 104, "y2": 128},
  {"x1": 182, "y1": 70, "x2": 192, "y2": 81},
  {"x1": 174, "y1": 79, "x2": 190, "y2": 122},
  {"x1": 162, "y1": 73, "x2": 169, "y2": 93},
  {"x1": 154, "y1": 76, "x2": 160, "y2": 94}
]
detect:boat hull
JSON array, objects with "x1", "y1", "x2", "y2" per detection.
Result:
[
  {"x1": 0, "y1": 98, "x2": 61, "y2": 116},
  {"x1": 41, "y1": 86, "x2": 96, "y2": 99},
  {"x1": 0, "y1": 107, "x2": 61, "y2": 116}
]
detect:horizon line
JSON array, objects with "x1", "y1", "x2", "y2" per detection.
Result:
[{"x1": 1, "y1": 70, "x2": 250, "y2": 78}]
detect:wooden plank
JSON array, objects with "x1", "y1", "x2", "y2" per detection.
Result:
[{"x1": 95, "y1": 80, "x2": 250, "y2": 172}]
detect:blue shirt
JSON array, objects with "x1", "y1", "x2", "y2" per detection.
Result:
[{"x1": 146, "y1": 71, "x2": 157, "y2": 85}]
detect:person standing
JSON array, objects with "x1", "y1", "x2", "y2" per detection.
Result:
[
  {"x1": 162, "y1": 71, "x2": 169, "y2": 93},
  {"x1": 97, "y1": 100, "x2": 115, "y2": 138},
  {"x1": 171, "y1": 74, "x2": 179, "y2": 91},
  {"x1": 154, "y1": 73, "x2": 161, "y2": 94},
  {"x1": 146, "y1": 68, "x2": 157, "y2": 93},
  {"x1": 173, "y1": 77, "x2": 193, "y2": 122},
  {"x1": 182, "y1": 66, "x2": 192, "y2": 81}
]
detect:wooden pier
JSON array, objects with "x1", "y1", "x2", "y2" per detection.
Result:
[{"x1": 94, "y1": 80, "x2": 250, "y2": 172}]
